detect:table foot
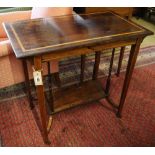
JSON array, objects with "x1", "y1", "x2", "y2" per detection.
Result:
[
  {"x1": 116, "y1": 112, "x2": 122, "y2": 118},
  {"x1": 29, "y1": 102, "x2": 35, "y2": 110},
  {"x1": 47, "y1": 116, "x2": 53, "y2": 133},
  {"x1": 44, "y1": 139, "x2": 51, "y2": 145},
  {"x1": 44, "y1": 116, "x2": 52, "y2": 145}
]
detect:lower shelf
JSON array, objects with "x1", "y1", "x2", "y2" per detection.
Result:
[{"x1": 46, "y1": 80, "x2": 106, "y2": 114}]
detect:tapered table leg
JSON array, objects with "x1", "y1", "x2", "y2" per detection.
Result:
[
  {"x1": 116, "y1": 46, "x2": 125, "y2": 76},
  {"x1": 105, "y1": 48, "x2": 115, "y2": 95},
  {"x1": 117, "y1": 38, "x2": 143, "y2": 118},
  {"x1": 34, "y1": 56, "x2": 50, "y2": 144},
  {"x1": 92, "y1": 51, "x2": 101, "y2": 80},
  {"x1": 22, "y1": 59, "x2": 34, "y2": 109},
  {"x1": 47, "y1": 62, "x2": 54, "y2": 112},
  {"x1": 80, "y1": 54, "x2": 86, "y2": 83}
]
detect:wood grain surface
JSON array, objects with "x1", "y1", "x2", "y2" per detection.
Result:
[{"x1": 3, "y1": 12, "x2": 153, "y2": 58}]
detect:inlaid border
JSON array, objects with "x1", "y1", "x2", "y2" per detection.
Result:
[{"x1": 10, "y1": 11, "x2": 144, "y2": 52}]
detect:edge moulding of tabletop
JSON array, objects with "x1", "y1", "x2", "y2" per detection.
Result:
[{"x1": 3, "y1": 11, "x2": 154, "y2": 144}]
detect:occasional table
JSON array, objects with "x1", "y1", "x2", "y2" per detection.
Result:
[{"x1": 3, "y1": 12, "x2": 153, "y2": 144}]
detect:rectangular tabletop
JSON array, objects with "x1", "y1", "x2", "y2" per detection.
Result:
[{"x1": 3, "y1": 11, "x2": 152, "y2": 58}]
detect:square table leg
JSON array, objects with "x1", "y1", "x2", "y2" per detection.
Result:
[
  {"x1": 33, "y1": 56, "x2": 51, "y2": 144},
  {"x1": 22, "y1": 59, "x2": 34, "y2": 109},
  {"x1": 117, "y1": 38, "x2": 143, "y2": 118},
  {"x1": 47, "y1": 62, "x2": 54, "y2": 112}
]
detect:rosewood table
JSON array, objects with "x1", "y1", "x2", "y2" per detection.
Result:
[{"x1": 3, "y1": 12, "x2": 153, "y2": 144}]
